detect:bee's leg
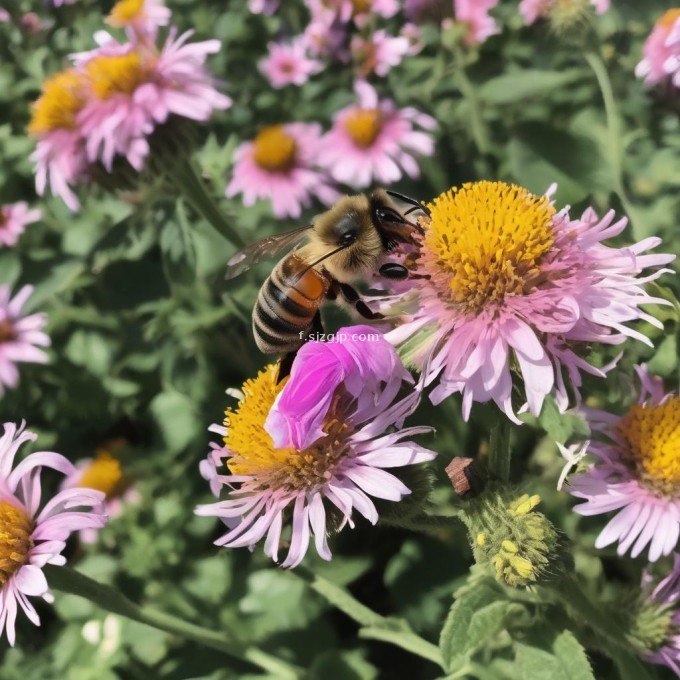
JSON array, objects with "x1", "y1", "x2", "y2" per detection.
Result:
[
  {"x1": 277, "y1": 351, "x2": 297, "y2": 382},
  {"x1": 338, "y1": 283, "x2": 384, "y2": 320}
]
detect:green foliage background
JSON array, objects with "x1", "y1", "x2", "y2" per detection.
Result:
[{"x1": 0, "y1": 0, "x2": 678, "y2": 678}]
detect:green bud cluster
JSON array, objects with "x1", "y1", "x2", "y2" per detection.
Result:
[
  {"x1": 465, "y1": 488, "x2": 560, "y2": 588},
  {"x1": 627, "y1": 598, "x2": 674, "y2": 655},
  {"x1": 548, "y1": 0, "x2": 598, "y2": 41}
]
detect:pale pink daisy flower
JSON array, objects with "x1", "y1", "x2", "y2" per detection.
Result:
[
  {"x1": 351, "y1": 30, "x2": 410, "y2": 78},
  {"x1": 106, "y1": 0, "x2": 171, "y2": 37},
  {"x1": 454, "y1": 0, "x2": 499, "y2": 45},
  {"x1": 633, "y1": 555, "x2": 680, "y2": 673},
  {"x1": 259, "y1": 39, "x2": 322, "y2": 88},
  {"x1": 567, "y1": 367, "x2": 679, "y2": 562},
  {"x1": 308, "y1": 0, "x2": 399, "y2": 27},
  {"x1": 195, "y1": 329, "x2": 435, "y2": 568},
  {"x1": 380, "y1": 181, "x2": 675, "y2": 423},
  {"x1": 29, "y1": 68, "x2": 90, "y2": 211},
  {"x1": 76, "y1": 29, "x2": 231, "y2": 173},
  {"x1": 301, "y1": 11, "x2": 351, "y2": 62},
  {"x1": 318, "y1": 81, "x2": 436, "y2": 188},
  {"x1": 61, "y1": 439, "x2": 139, "y2": 544},
  {"x1": 636, "y1": 10, "x2": 680, "y2": 88},
  {"x1": 0, "y1": 203, "x2": 41, "y2": 248},
  {"x1": 519, "y1": 0, "x2": 610, "y2": 26},
  {"x1": 226, "y1": 122, "x2": 339, "y2": 218},
  {"x1": 0, "y1": 8, "x2": 9, "y2": 22},
  {"x1": 19, "y1": 13, "x2": 45, "y2": 34},
  {"x1": 0, "y1": 285, "x2": 50, "y2": 396},
  {"x1": 0, "y1": 422, "x2": 107, "y2": 645}
]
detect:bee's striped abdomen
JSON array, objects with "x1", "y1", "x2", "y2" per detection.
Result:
[{"x1": 253, "y1": 256, "x2": 330, "y2": 354}]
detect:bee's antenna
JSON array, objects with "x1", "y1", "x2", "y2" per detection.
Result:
[{"x1": 386, "y1": 190, "x2": 431, "y2": 217}]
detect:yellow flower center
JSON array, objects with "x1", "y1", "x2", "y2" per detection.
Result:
[
  {"x1": 107, "y1": 0, "x2": 145, "y2": 26},
  {"x1": 343, "y1": 109, "x2": 383, "y2": 148},
  {"x1": 78, "y1": 451, "x2": 124, "y2": 498},
  {"x1": 618, "y1": 397, "x2": 680, "y2": 497},
  {"x1": 351, "y1": 0, "x2": 371, "y2": 15},
  {"x1": 0, "y1": 320, "x2": 15, "y2": 343},
  {"x1": 225, "y1": 365, "x2": 350, "y2": 491},
  {"x1": 0, "y1": 501, "x2": 34, "y2": 587},
  {"x1": 252, "y1": 126, "x2": 298, "y2": 172},
  {"x1": 423, "y1": 181, "x2": 556, "y2": 314},
  {"x1": 86, "y1": 53, "x2": 149, "y2": 100},
  {"x1": 659, "y1": 9, "x2": 680, "y2": 29},
  {"x1": 28, "y1": 69, "x2": 87, "y2": 135}
]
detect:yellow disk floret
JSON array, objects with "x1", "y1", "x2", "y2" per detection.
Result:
[
  {"x1": 343, "y1": 109, "x2": 383, "y2": 148},
  {"x1": 78, "y1": 450, "x2": 124, "y2": 498},
  {"x1": 424, "y1": 181, "x2": 556, "y2": 314},
  {"x1": 0, "y1": 501, "x2": 34, "y2": 586},
  {"x1": 29, "y1": 69, "x2": 87, "y2": 135},
  {"x1": 252, "y1": 126, "x2": 298, "y2": 172},
  {"x1": 86, "y1": 53, "x2": 149, "y2": 100},
  {"x1": 618, "y1": 397, "x2": 680, "y2": 496},
  {"x1": 107, "y1": 0, "x2": 145, "y2": 26},
  {"x1": 225, "y1": 365, "x2": 349, "y2": 491}
]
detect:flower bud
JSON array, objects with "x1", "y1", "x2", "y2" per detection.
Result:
[{"x1": 464, "y1": 487, "x2": 561, "y2": 587}]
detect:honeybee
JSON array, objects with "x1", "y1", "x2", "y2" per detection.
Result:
[{"x1": 225, "y1": 189, "x2": 429, "y2": 379}]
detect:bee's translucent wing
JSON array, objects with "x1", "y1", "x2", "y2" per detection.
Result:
[{"x1": 225, "y1": 225, "x2": 313, "y2": 280}]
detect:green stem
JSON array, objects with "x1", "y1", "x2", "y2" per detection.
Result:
[
  {"x1": 585, "y1": 52, "x2": 644, "y2": 233},
  {"x1": 488, "y1": 415, "x2": 512, "y2": 482},
  {"x1": 295, "y1": 569, "x2": 444, "y2": 668},
  {"x1": 453, "y1": 45, "x2": 491, "y2": 156},
  {"x1": 170, "y1": 158, "x2": 245, "y2": 248},
  {"x1": 45, "y1": 566, "x2": 301, "y2": 679}
]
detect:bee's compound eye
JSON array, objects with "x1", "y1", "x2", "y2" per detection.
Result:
[
  {"x1": 379, "y1": 263, "x2": 409, "y2": 280},
  {"x1": 375, "y1": 207, "x2": 404, "y2": 224},
  {"x1": 339, "y1": 231, "x2": 357, "y2": 246}
]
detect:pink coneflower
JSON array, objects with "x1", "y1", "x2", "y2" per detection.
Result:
[
  {"x1": 0, "y1": 422, "x2": 107, "y2": 645},
  {"x1": 105, "y1": 0, "x2": 171, "y2": 37},
  {"x1": 195, "y1": 331, "x2": 435, "y2": 568},
  {"x1": 308, "y1": 0, "x2": 399, "y2": 27},
  {"x1": 259, "y1": 39, "x2": 322, "y2": 88},
  {"x1": 519, "y1": 0, "x2": 610, "y2": 26},
  {"x1": 76, "y1": 30, "x2": 230, "y2": 172},
  {"x1": 567, "y1": 367, "x2": 680, "y2": 562},
  {"x1": 632, "y1": 555, "x2": 680, "y2": 673},
  {"x1": 636, "y1": 10, "x2": 680, "y2": 88},
  {"x1": 351, "y1": 30, "x2": 410, "y2": 77},
  {"x1": 381, "y1": 182, "x2": 674, "y2": 423},
  {"x1": 29, "y1": 68, "x2": 89, "y2": 211},
  {"x1": 265, "y1": 325, "x2": 413, "y2": 449},
  {"x1": 318, "y1": 81, "x2": 436, "y2": 188},
  {"x1": 29, "y1": 28, "x2": 230, "y2": 209},
  {"x1": 0, "y1": 203, "x2": 41, "y2": 248},
  {"x1": 226, "y1": 123, "x2": 339, "y2": 218},
  {"x1": 61, "y1": 439, "x2": 139, "y2": 544},
  {"x1": 454, "y1": 0, "x2": 499, "y2": 46},
  {"x1": 0, "y1": 285, "x2": 49, "y2": 396}
]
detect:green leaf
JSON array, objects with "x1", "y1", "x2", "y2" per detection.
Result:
[
  {"x1": 508, "y1": 122, "x2": 608, "y2": 205},
  {"x1": 149, "y1": 390, "x2": 201, "y2": 453},
  {"x1": 439, "y1": 579, "x2": 525, "y2": 672},
  {"x1": 478, "y1": 70, "x2": 584, "y2": 105},
  {"x1": 514, "y1": 629, "x2": 594, "y2": 680}
]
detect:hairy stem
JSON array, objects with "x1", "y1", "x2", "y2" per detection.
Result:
[
  {"x1": 488, "y1": 415, "x2": 512, "y2": 482},
  {"x1": 45, "y1": 565, "x2": 302, "y2": 679},
  {"x1": 170, "y1": 158, "x2": 245, "y2": 248}
]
